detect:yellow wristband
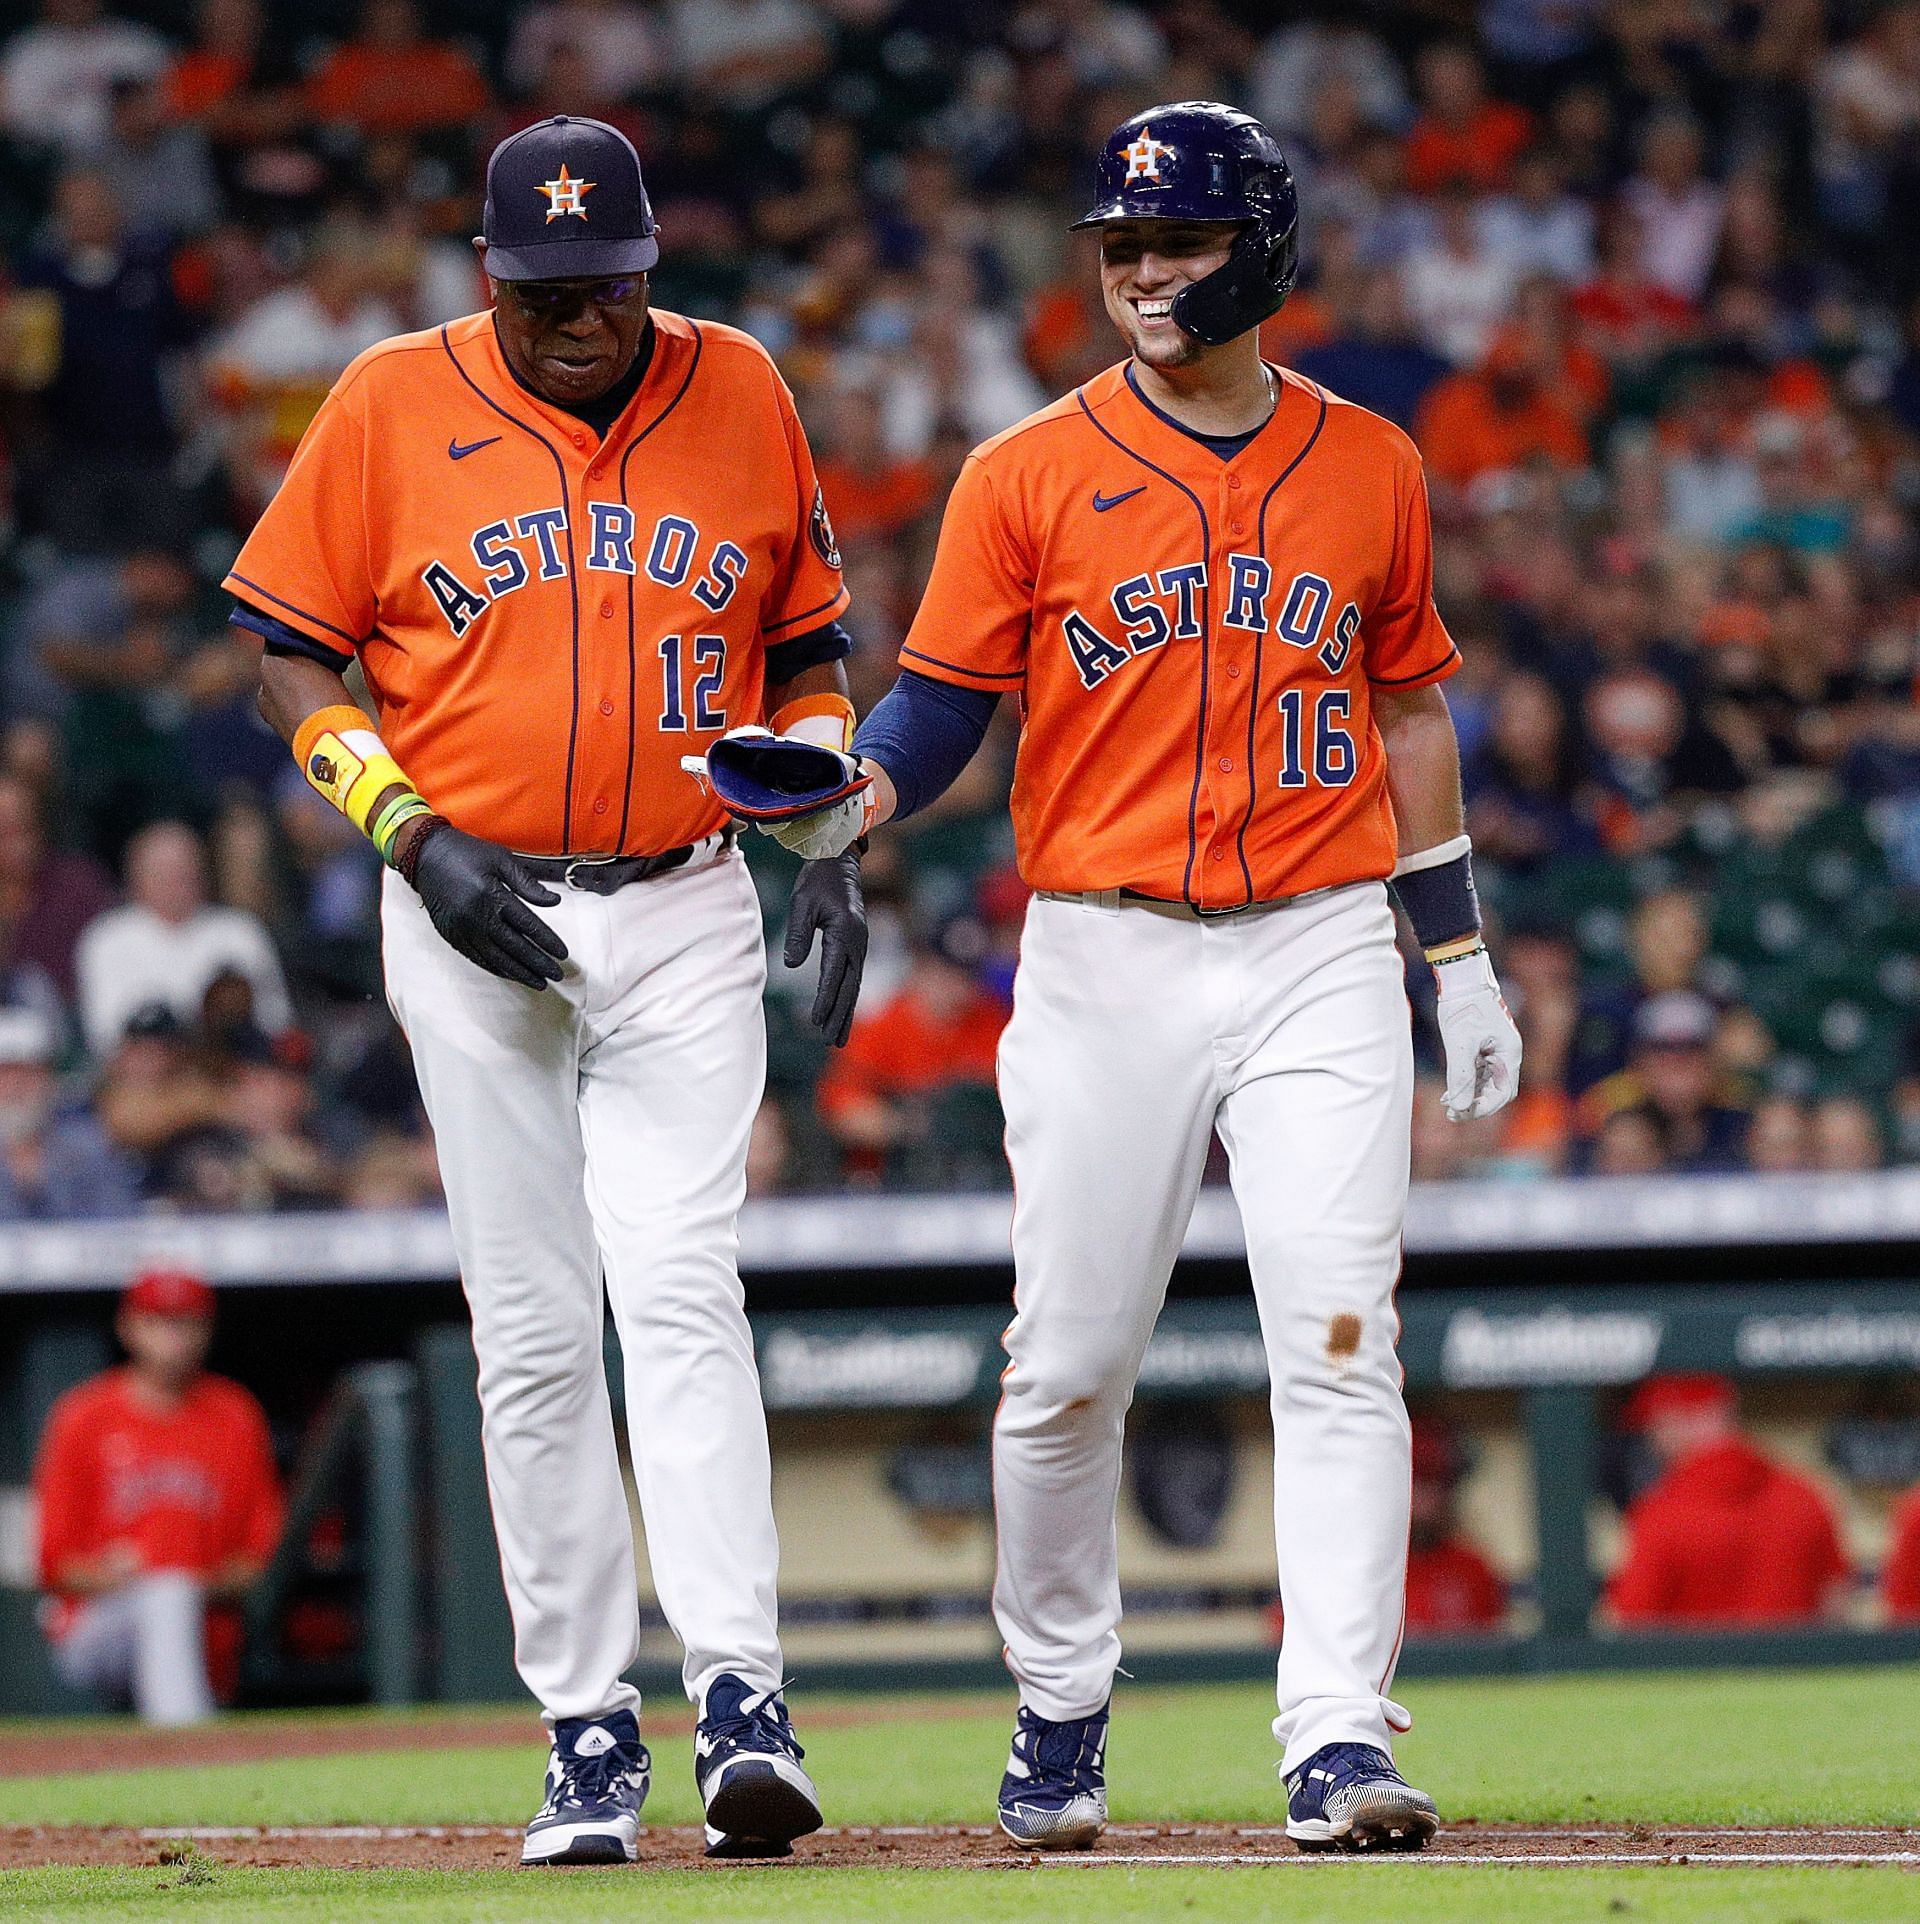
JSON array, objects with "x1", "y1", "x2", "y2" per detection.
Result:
[
  {"x1": 292, "y1": 703, "x2": 429, "y2": 863},
  {"x1": 769, "y1": 691, "x2": 856, "y2": 752},
  {"x1": 1424, "y1": 934, "x2": 1486, "y2": 966}
]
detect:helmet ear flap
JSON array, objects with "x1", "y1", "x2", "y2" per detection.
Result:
[{"x1": 1169, "y1": 216, "x2": 1299, "y2": 346}]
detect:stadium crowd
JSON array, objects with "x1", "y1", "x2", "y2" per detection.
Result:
[{"x1": 4, "y1": 0, "x2": 1920, "y2": 1207}]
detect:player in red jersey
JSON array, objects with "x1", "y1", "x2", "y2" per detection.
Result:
[{"x1": 34, "y1": 1270, "x2": 281, "y2": 1726}]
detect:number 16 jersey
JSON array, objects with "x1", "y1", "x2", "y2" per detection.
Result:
[{"x1": 899, "y1": 362, "x2": 1459, "y2": 909}]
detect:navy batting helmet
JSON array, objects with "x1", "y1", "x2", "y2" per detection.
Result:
[{"x1": 1073, "y1": 101, "x2": 1298, "y2": 347}]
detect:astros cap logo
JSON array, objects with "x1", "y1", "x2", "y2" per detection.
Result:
[
  {"x1": 539, "y1": 163, "x2": 595, "y2": 222},
  {"x1": 1123, "y1": 127, "x2": 1172, "y2": 182}
]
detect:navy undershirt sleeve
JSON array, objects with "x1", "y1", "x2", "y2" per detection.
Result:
[
  {"x1": 765, "y1": 619, "x2": 853, "y2": 683},
  {"x1": 853, "y1": 669, "x2": 999, "y2": 821},
  {"x1": 231, "y1": 601, "x2": 356, "y2": 668}
]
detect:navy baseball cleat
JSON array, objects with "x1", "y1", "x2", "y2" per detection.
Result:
[
  {"x1": 998, "y1": 1702, "x2": 1109, "y2": 1849},
  {"x1": 521, "y1": 1709, "x2": 650, "y2": 1865},
  {"x1": 694, "y1": 1674, "x2": 822, "y2": 1858},
  {"x1": 1283, "y1": 1742, "x2": 1438, "y2": 1852}
]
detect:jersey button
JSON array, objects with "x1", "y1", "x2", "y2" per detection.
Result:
[
  {"x1": 1218, "y1": 756, "x2": 1234, "y2": 772},
  {"x1": 1211, "y1": 848, "x2": 1226, "y2": 861},
  {"x1": 600, "y1": 598, "x2": 614, "y2": 618},
  {"x1": 1229, "y1": 520, "x2": 1246, "y2": 537},
  {"x1": 572, "y1": 432, "x2": 587, "y2": 448},
  {"x1": 1226, "y1": 663, "x2": 1241, "y2": 679},
  {"x1": 1227, "y1": 474, "x2": 1242, "y2": 490},
  {"x1": 592, "y1": 797, "x2": 608, "y2": 815},
  {"x1": 599, "y1": 699, "x2": 614, "y2": 716}
]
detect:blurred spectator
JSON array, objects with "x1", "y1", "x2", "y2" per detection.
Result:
[
  {"x1": 1247, "y1": 18, "x2": 1408, "y2": 144},
  {"x1": 1608, "y1": 1373, "x2": 1848, "y2": 1626},
  {"x1": 1476, "y1": 144, "x2": 1595, "y2": 284},
  {"x1": 1404, "y1": 1418, "x2": 1506, "y2": 1634},
  {"x1": 307, "y1": 0, "x2": 492, "y2": 141},
  {"x1": 1416, "y1": 328, "x2": 1589, "y2": 491},
  {"x1": 1573, "y1": 205, "x2": 1698, "y2": 371},
  {"x1": 1582, "y1": 993, "x2": 1749, "y2": 1174},
  {"x1": 818, "y1": 914, "x2": 1007, "y2": 1177},
  {"x1": 0, "y1": 1004, "x2": 138, "y2": 1219},
  {"x1": 7, "y1": 168, "x2": 195, "y2": 553},
  {"x1": 1885, "y1": 1481, "x2": 1920, "y2": 1621},
  {"x1": 0, "y1": 0, "x2": 169, "y2": 152},
  {"x1": 219, "y1": 1025, "x2": 342, "y2": 1209},
  {"x1": 1293, "y1": 269, "x2": 1449, "y2": 430},
  {"x1": 1746, "y1": 1093, "x2": 1812, "y2": 1173},
  {"x1": 1621, "y1": 111, "x2": 1725, "y2": 304},
  {"x1": 0, "y1": 771, "x2": 114, "y2": 1008},
  {"x1": 1403, "y1": 41, "x2": 1532, "y2": 194},
  {"x1": 815, "y1": 383, "x2": 939, "y2": 546},
  {"x1": 1403, "y1": 185, "x2": 1518, "y2": 367},
  {"x1": 1588, "y1": 1103, "x2": 1670, "y2": 1174},
  {"x1": 202, "y1": 221, "x2": 404, "y2": 516},
  {"x1": 667, "y1": 0, "x2": 829, "y2": 114},
  {"x1": 76, "y1": 822, "x2": 290, "y2": 1060},
  {"x1": 1810, "y1": 1095, "x2": 1885, "y2": 1172},
  {"x1": 505, "y1": 0, "x2": 674, "y2": 105},
  {"x1": 32, "y1": 1268, "x2": 282, "y2": 1724},
  {"x1": 78, "y1": 73, "x2": 221, "y2": 241}
]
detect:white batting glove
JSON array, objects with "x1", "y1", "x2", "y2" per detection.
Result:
[
  {"x1": 1434, "y1": 946, "x2": 1523, "y2": 1122},
  {"x1": 762, "y1": 770, "x2": 875, "y2": 860}
]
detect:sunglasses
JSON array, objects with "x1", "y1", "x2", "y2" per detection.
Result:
[{"x1": 502, "y1": 276, "x2": 646, "y2": 317}]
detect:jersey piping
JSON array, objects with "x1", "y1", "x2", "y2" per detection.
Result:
[{"x1": 1074, "y1": 387, "x2": 1212, "y2": 906}]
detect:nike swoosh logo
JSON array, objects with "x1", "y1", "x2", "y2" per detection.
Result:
[
  {"x1": 1092, "y1": 486, "x2": 1145, "y2": 512},
  {"x1": 449, "y1": 435, "x2": 502, "y2": 460}
]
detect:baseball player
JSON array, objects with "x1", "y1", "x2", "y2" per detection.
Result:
[
  {"x1": 34, "y1": 1269, "x2": 282, "y2": 1728},
  {"x1": 755, "y1": 103, "x2": 1522, "y2": 1852},
  {"x1": 228, "y1": 117, "x2": 865, "y2": 1865}
]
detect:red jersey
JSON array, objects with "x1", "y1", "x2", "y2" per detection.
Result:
[
  {"x1": 1405, "y1": 1536, "x2": 1506, "y2": 1633},
  {"x1": 1883, "y1": 1486, "x2": 1920, "y2": 1622},
  {"x1": 1607, "y1": 1438, "x2": 1846, "y2": 1627},
  {"x1": 34, "y1": 1368, "x2": 283, "y2": 1639},
  {"x1": 817, "y1": 983, "x2": 1008, "y2": 1124},
  {"x1": 225, "y1": 309, "x2": 848, "y2": 856},
  {"x1": 901, "y1": 363, "x2": 1458, "y2": 906}
]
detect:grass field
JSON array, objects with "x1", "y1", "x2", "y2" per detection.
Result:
[{"x1": 3, "y1": 1667, "x2": 1918, "y2": 1921}]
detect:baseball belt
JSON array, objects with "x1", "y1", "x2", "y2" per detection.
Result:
[
  {"x1": 518, "y1": 824, "x2": 738, "y2": 894},
  {"x1": 1038, "y1": 883, "x2": 1342, "y2": 919}
]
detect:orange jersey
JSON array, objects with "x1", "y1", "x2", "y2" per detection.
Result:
[
  {"x1": 900, "y1": 362, "x2": 1458, "y2": 907},
  {"x1": 225, "y1": 308, "x2": 849, "y2": 856},
  {"x1": 34, "y1": 1368, "x2": 284, "y2": 1637}
]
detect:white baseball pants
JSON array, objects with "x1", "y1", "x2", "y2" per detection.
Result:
[
  {"x1": 52, "y1": 1572, "x2": 216, "y2": 1726},
  {"x1": 382, "y1": 848, "x2": 784, "y2": 1724},
  {"x1": 993, "y1": 880, "x2": 1415, "y2": 1770}
]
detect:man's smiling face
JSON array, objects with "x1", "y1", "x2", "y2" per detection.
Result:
[{"x1": 1097, "y1": 219, "x2": 1242, "y2": 367}]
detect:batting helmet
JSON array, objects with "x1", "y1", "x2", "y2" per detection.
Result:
[{"x1": 1072, "y1": 101, "x2": 1299, "y2": 347}]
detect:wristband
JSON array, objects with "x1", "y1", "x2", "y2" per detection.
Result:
[
  {"x1": 292, "y1": 703, "x2": 432, "y2": 864},
  {"x1": 1389, "y1": 833, "x2": 1482, "y2": 959},
  {"x1": 769, "y1": 691, "x2": 856, "y2": 752}
]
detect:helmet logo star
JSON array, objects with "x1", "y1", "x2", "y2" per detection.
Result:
[
  {"x1": 1123, "y1": 128, "x2": 1172, "y2": 182},
  {"x1": 539, "y1": 163, "x2": 595, "y2": 222}
]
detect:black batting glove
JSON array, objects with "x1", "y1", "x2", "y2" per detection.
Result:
[
  {"x1": 409, "y1": 822, "x2": 569, "y2": 991},
  {"x1": 784, "y1": 851, "x2": 867, "y2": 1047}
]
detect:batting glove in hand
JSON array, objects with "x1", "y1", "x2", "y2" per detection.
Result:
[
  {"x1": 682, "y1": 728, "x2": 875, "y2": 862},
  {"x1": 784, "y1": 851, "x2": 867, "y2": 1047},
  {"x1": 1435, "y1": 947, "x2": 1522, "y2": 1122},
  {"x1": 762, "y1": 770, "x2": 874, "y2": 861},
  {"x1": 409, "y1": 823, "x2": 569, "y2": 991}
]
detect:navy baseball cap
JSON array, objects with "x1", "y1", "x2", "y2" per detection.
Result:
[{"x1": 481, "y1": 115, "x2": 659, "y2": 281}]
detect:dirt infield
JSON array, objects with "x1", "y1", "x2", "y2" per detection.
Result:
[{"x1": 4, "y1": 1824, "x2": 1916, "y2": 1872}]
